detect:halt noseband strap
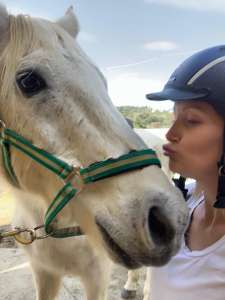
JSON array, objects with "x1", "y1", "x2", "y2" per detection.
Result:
[{"x1": 0, "y1": 121, "x2": 161, "y2": 239}]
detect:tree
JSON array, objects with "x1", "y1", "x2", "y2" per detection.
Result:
[{"x1": 117, "y1": 106, "x2": 173, "y2": 128}]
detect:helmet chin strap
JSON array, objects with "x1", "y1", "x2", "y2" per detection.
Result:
[
  {"x1": 214, "y1": 166, "x2": 225, "y2": 208},
  {"x1": 214, "y1": 125, "x2": 225, "y2": 208}
]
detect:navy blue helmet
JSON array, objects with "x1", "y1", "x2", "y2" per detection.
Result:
[
  {"x1": 146, "y1": 45, "x2": 225, "y2": 208},
  {"x1": 146, "y1": 45, "x2": 225, "y2": 116}
]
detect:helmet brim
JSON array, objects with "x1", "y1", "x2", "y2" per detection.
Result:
[{"x1": 146, "y1": 87, "x2": 209, "y2": 102}]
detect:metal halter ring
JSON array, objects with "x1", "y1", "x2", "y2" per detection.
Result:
[
  {"x1": 65, "y1": 166, "x2": 84, "y2": 192},
  {"x1": 13, "y1": 225, "x2": 53, "y2": 245},
  {"x1": 13, "y1": 228, "x2": 36, "y2": 245}
]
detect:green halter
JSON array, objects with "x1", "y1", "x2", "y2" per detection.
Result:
[{"x1": 0, "y1": 122, "x2": 161, "y2": 239}]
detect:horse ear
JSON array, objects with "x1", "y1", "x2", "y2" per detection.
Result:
[{"x1": 56, "y1": 6, "x2": 79, "y2": 38}]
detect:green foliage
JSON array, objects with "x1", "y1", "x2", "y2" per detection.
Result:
[{"x1": 117, "y1": 106, "x2": 173, "y2": 128}]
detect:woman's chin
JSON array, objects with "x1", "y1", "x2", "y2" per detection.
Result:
[{"x1": 168, "y1": 161, "x2": 180, "y2": 174}]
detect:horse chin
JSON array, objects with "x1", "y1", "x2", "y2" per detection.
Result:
[
  {"x1": 106, "y1": 247, "x2": 141, "y2": 270},
  {"x1": 96, "y1": 221, "x2": 142, "y2": 269},
  {"x1": 144, "y1": 250, "x2": 174, "y2": 267},
  {"x1": 96, "y1": 220, "x2": 176, "y2": 269}
]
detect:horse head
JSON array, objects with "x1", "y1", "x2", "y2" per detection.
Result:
[{"x1": 0, "y1": 5, "x2": 188, "y2": 269}]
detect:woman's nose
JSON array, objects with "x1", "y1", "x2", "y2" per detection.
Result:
[{"x1": 166, "y1": 124, "x2": 180, "y2": 143}]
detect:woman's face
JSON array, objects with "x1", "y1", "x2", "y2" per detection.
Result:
[{"x1": 163, "y1": 101, "x2": 224, "y2": 181}]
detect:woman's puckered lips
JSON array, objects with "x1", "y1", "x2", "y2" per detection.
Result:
[{"x1": 162, "y1": 144, "x2": 177, "y2": 156}]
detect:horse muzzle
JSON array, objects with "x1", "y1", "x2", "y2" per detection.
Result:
[{"x1": 95, "y1": 193, "x2": 188, "y2": 269}]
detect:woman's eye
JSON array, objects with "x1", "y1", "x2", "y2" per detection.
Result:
[
  {"x1": 16, "y1": 70, "x2": 47, "y2": 97},
  {"x1": 185, "y1": 118, "x2": 200, "y2": 125}
]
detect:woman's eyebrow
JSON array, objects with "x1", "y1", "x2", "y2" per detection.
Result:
[
  {"x1": 184, "y1": 107, "x2": 202, "y2": 113},
  {"x1": 185, "y1": 106, "x2": 209, "y2": 115},
  {"x1": 174, "y1": 106, "x2": 206, "y2": 118}
]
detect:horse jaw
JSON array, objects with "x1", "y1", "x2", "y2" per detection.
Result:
[{"x1": 56, "y1": 6, "x2": 79, "y2": 38}]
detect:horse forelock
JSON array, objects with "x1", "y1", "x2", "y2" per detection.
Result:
[
  {"x1": 0, "y1": 14, "x2": 68, "y2": 100},
  {"x1": 0, "y1": 14, "x2": 41, "y2": 99}
]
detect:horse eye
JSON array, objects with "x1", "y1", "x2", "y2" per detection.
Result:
[{"x1": 16, "y1": 70, "x2": 47, "y2": 97}]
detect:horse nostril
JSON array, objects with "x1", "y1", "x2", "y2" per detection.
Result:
[{"x1": 148, "y1": 206, "x2": 175, "y2": 246}]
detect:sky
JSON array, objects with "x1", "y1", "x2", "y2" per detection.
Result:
[{"x1": 3, "y1": 0, "x2": 225, "y2": 110}]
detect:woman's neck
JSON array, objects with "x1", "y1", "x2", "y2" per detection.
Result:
[
  {"x1": 198, "y1": 173, "x2": 217, "y2": 205},
  {"x1": 184, "y1": 175, "x2": 225, "y2": 251},
  {"x1": 196, "y1": 176, "x2": 225, "y2": 227}
]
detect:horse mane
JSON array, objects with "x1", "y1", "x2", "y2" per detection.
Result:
[{"x1": 0, "y1": 14, "x2": 41, "y2": 98}]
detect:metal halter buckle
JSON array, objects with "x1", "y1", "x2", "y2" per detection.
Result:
[
  {"x1": 0, "y1": 225, "x2": 53, "y2": 245},
  {"x1": 65, "y1": 166, "x2": 84, "y2": 192}
]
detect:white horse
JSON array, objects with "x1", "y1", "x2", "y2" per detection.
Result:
[{"x1": 0, "y1": 5, "x2": 188, "y2": 300}]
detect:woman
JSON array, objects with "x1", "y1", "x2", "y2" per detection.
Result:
[{"x1": 146, "y1": 45, "x2": 225, "y2": 300}]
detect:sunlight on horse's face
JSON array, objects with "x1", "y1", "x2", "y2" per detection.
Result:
[{"x1": 0, "y1": 6, "x2": 188, "y2": 268}]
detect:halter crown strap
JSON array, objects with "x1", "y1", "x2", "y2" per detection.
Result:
[{"x1": 0, "y1": 124, "x2": 161, "y2": 238}]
